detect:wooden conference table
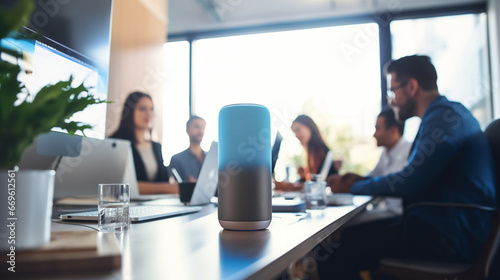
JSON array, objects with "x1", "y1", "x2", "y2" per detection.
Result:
[{"x1": 28, "y1": 195, "x2": 376, "y2": 280}]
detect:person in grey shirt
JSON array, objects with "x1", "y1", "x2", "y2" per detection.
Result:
[{"x1": 170, "y1": 116, "x2": 206, "y2": 182}]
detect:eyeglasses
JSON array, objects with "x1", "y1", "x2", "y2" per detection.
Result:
[
  {"x1": 387, "y1": 80, "x2": 409, "y2": 100},
  {"x1": 389, "y1": 80, "x2": 409, "y2": 93}
]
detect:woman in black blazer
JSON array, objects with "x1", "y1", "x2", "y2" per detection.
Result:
[{"x1": 110, "y1": 91, "x2": 178, "y2": 194}]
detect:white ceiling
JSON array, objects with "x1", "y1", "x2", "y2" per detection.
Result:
[{"x1": 168, "y1": 0, "x2": 485, "y2": 36}]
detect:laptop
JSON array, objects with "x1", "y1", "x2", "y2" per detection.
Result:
[
  {"x1": 59, "y1": 204, "x2": 203, "y2": 222},
  {"x1": 271, "y1": 131, "x2": 283, "y2": 176},
  {"x1": 272, "y1": 197, "x2": 305, "y2": 212},
  {"x1": 47, "y1": 134, "x2": 174, "y2": 203},
  {"x1": 207, "y1": 136, "x2": 304, "y2": 212},
  {"x1": 319, "y1": 150, "x2": 334, "y2": 182},
  {"x1": 59, "y1": 142, "x2": 220, "y2": 222},
  {"x1": 53, "y1": 136, "x2": 131, "y2": 203},
  {"x1": 189, "y1": 141, "x2": 219, "y2": 205},
  {"x1": 50, "y1": 136, "x2": 199, "y2": 221},
  {"x1": 211, "y1": 194, "x2": 306, "y2": 212},
  {"x1": 131, "y1": 141, "x2": 218, "y2": 204},
  {"x1": 130, "y1": 141, "x2": 219, "y2": 204}
]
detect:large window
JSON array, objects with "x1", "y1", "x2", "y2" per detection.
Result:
[
  {"x1": 163, "y1": 9, "x2": 492, "y2": 179},
  {"x1": 163, "y1": 41, "x2": 190, "y2": 162},
  {"x1": 191, "y1": 24, "x2": 381, "y2": 178},
  {"x1": 391, "y1": 13, "x2": 491, "y2": 140}
]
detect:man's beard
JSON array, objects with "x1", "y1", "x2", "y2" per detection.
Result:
[
  {"x1": 190, "y1": 135, "x2": 203, "y2": 144},
  {"x1": 395, "y1": 97, "x2": 416, "y2": 122}
]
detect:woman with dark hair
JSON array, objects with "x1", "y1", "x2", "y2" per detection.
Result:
[
  {"x1": 110, "y1": 91, "x2": 178, "y2": 194},
  {"x1": 274, "y1": 115, "x2": 338, "y2": 192}
]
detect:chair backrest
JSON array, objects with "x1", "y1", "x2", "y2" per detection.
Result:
[
  {"x1": 482, "y1": 119, "x2": 500, "y2": 278},
  {"x1": 485, "y1": 118, "x2": 500, "y2": 199}
]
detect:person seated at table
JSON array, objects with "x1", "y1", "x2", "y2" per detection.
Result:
[
  {"x1": 274, "y1": 115, "x2": 338, "y2": 192},
  {"x1": 354, "y1": 107, "x2": 413, "y2": 218},
  {"x1": 109, "y1": 91, "x2": 178, "y2": 194},
  {"x1": 368, "y1": 107, "x2": 412, "y2": 178},
  {"x1": 319, "y1": 55, "x2": 496, "y2": 279},
  {"x1": 286, "y1": 108, "x2": 411, "y2": 280},
  {"x1": 169, "y1": 115, "x2": 206, "y2": 183}
]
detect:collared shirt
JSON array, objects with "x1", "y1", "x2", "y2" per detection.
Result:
[
  {"x1": 351, "y1": 96, "x2": 496, "y2": 261},
  {"x1": 368, "y1": 138, "x2": 412, "y2": 215},
  {"x1": 169, "y1": 148, "x2": 206, "y2": 182},
  {"x1": 369, "y1": 138, "x2": 412, "y2": 177}
]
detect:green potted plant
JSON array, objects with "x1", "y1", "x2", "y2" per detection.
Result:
[
  {"x1": 0, "y1": 0, "x2": 108, "y2": 169},
  {"x1": 0, "y1": 0, "x2": 109, "y2": 251}
]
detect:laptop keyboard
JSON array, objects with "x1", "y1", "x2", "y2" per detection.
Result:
[
  {"x1": 129, "y1": 205, "x2": 202, "y2": 220},
  {"x1": 61, "y1": 205, "x2": 203, "y2": 222}
]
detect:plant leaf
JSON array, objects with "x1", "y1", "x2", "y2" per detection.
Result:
[{"x1": 0, "y1": 0, "x2": 34, "y2": 39}]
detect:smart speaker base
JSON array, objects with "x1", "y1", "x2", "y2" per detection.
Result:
[{"x1": 219, "y1": 220, "x2": 271, "y2": 231}]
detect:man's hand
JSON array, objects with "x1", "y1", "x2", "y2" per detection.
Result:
[
  {"x1": 327, "y1": 173, "x2": 365, "y2": 193},
  {"x1": 297, "y1": 166, "x2": 305, "y2": 180},
  {"x1": 342, "y1": 172, "x2": 365, "y2": 183},
  {"x1": 274, "y1": 181, "x2": 303, "y2": 192}
]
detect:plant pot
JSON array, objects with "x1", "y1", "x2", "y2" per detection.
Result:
[{"x1": 0, "y1": 169, "x2": 55, "y2": 251}]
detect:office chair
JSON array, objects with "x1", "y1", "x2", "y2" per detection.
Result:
[{"x1": 372, "y1": 118, "x2": 500, "y2": 280}]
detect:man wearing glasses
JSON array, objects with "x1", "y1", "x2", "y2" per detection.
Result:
[{"x1": 321, "y1": 55, "x2": 496, "y2": 279}]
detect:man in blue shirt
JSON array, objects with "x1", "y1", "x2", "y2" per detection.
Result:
[
  {"x1": 170, "y1": 116, "x2": 206, "y2": 182},
  {"x1": 321, "y1": 55, "x2": 496, "y2": 279}
]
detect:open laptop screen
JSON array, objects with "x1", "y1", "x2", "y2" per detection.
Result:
[{"x1": 271, "y1": 131, "x2": 283, "y2": 175}]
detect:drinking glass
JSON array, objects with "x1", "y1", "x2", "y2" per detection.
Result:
[{"x1": 98, "y1": 183, "x2": 130, "y2": 233}]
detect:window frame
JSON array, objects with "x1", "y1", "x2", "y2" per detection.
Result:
[{"x1": 167, "y1": 3, "x2": 488, "y2": 114}]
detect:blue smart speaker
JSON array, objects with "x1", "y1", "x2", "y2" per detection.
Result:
[{"x1": 218, "y1": 104, "x2": 272, "y2": 231}]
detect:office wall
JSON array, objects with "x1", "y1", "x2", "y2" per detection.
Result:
[
  {"x1": 106, "y1": 0, "x2": 168, "y2": 141},
  {"x1": 488, "y1": 0, "x2": 500, "y2": 118}
]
